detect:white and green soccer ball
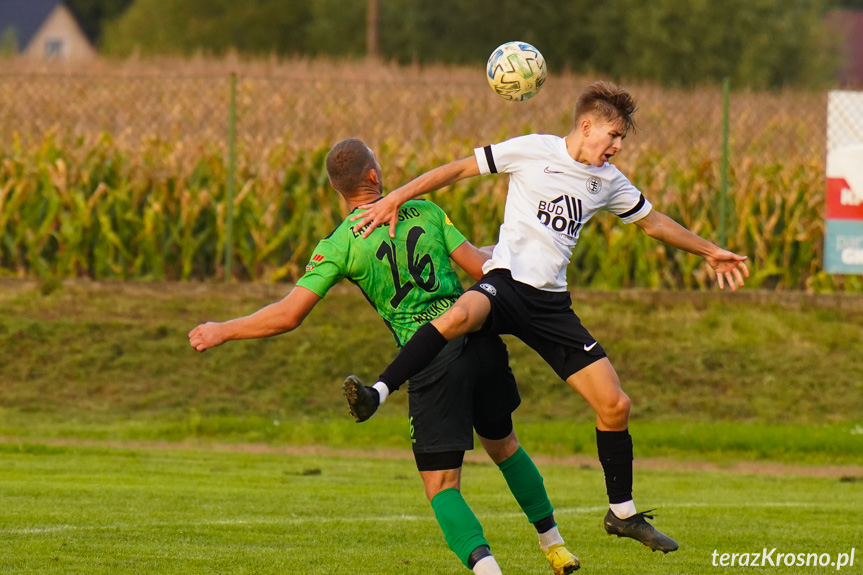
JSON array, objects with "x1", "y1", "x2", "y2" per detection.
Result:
[{"x1": 486, "y1": 41, "x2": 547, "y2": 102}]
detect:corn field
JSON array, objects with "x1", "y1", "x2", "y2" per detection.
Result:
[{"x1": 0, "y1": 58, "x2": 855, "y2": 291}]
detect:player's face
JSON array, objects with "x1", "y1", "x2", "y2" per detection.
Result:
[{"x1": 583, "y1": 118, "x2": 627, "y2": 167}]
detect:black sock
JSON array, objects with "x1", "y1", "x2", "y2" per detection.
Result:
[
  {"x1": 378, "y1": 323, "x2": 448, "y2": 393},
  {"x1": 596, "y1": 428, "x2": 634, "y2": 504},
  {"x1": 533, "y1": 513, "x2": 556, "y2": 534},
  {"x1": 467, "y1": 545, "x2": 492, "y2": 569}
]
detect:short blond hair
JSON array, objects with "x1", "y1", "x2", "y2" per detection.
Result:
[{"x1": 574, "y1": 81, "x2": 638, "y2": 134}]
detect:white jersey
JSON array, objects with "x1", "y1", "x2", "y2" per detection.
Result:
[{"x1": 474, "y1": 133, "x2": 652, "y2": 291}]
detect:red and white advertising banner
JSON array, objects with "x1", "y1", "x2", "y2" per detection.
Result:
[{"x1": 825, "y1": 91, "x2": 863, "y2": 273}]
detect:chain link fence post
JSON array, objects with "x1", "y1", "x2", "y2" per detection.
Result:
[
  {"x1": 225, "y1": 72, "x2": 237, "y2": 282},
  {"x1": 719, "y1": 77, "x2": 731, "y2": 247}
]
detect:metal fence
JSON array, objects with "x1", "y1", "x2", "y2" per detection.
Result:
[
  {"x1": 0, "y1": 70, "x2": 842, "y2": 288},
  {"x1": 0, "y1": 72, "x2": 827, "y2": 168}
]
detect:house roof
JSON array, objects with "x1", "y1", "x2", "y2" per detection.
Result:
[{"x1": 0, "y1": 0, "x2": 63, "y2": 50}]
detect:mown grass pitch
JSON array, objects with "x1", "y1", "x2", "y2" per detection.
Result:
[{"x1": 1, "y1": 442, "x2": 859, "y2": 574}]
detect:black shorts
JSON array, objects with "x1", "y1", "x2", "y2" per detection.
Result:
[
  {"x1": 408, "y1": 330, "x2": 521, "y2": 455},
  {"x1": 467, "y1": 268, "x2": 607, "y2": 381}
]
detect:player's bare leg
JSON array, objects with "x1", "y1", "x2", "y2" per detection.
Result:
[
  {"x1": 429, "y1": 290, "x2": 491, "y2": 338},
  {"x1": 477, "y1": 431, "x2": 519, "y2": 464},
  {"x1": 420, "y1": 468, "x2": 462, "y2": 501},
  {"x1": 566, "y1": 359, "x2": 678, "y2": 553},
  {"x1": 421, "y1": 468, "x2": 504, "y2": 574},
  {"x1": 480, "y1": 431, "x2": 580, "y2": 574},
  {"x1": 565, "y1": 358, "x2": 629, "y2": 432}
]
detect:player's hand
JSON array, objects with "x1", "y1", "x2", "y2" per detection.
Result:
[
  {"x1": 705, "y1": 250, "x2": 749, "y2": 291},
  {"x1": 188, "y1": 323, "x2": 226, "y2": 352},
  {"x1": 349, "y1": 192, "x2": 402, "y2": 239}
]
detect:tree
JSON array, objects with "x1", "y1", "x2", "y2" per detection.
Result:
[
  {"x1": 102, "y1": 0, "x2": 839, "y2": 88},
  {"x1": 305, "y1": 0, "x2": 365, "y2": 57},
  {"x1": 589, "y1": 0, "x2": 836, "y2": 87},
  {"x1": 0, "y1": 27, "x2": 18, "y2": 57},
  {"x1": 372, "y1": 0, "x2": 837, "y2": 88},
  {"x1": 102, "y1": 0, "x2": 312, "y2": 56},
  {"x1": 67, "y1": 0, "x2": 135, "y2": 44},
  {"x1": 367, "y1": 0, "x2": 379, "y2": 59}
]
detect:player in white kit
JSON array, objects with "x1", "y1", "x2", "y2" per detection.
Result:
[{"x1": 346, "y1": 81, "x2": 749, "y2": 554}]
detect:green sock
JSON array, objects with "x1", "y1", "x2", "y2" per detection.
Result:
[
  {"x1": 498, "y1": 446, "x2": 554, "y2": 524},
  {"x1": 431, "y1": 488, "x2": 489, "y2": 568}
]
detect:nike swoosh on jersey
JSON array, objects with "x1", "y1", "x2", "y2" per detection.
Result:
[
  {"x1": 544, "y1": 166, "x2": 564, "y2": 174},
  {"x1": 584, "y1": 341, "x2": 598, "y2": 351}
]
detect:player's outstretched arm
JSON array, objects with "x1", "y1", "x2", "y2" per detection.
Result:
[
  {"x1": 635, "y1": 210, "x2": 749, "y2": 291},
  {"x1": 450, "y1": 241, "x2": 495, "y2": 281},
  {"x1": 350, "y1": 156, "x2": 481, "y2": 239},
  {"x1": 188, "y1": 287, "x2": 322, "y2": 352}
]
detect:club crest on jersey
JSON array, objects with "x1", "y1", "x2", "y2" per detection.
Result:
[
  {"x1": 305, "y1": 253, "x2": 324, "y2": 271},
  {"x1": 479, "y1": 283, "x2": 497, "y2": 296},
  {"x1": 586, "y1": 176, "x2": 602, "y2": 194},
  {"x1": 537, "y1": 195, "x2": 584, "y2": 238}
]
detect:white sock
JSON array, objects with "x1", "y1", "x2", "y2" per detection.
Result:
[
  {"x1": 473, "y1": 555, "x2": 503, "y2": 575},
  {"x1": 538, "y1": 524, "x2": 565, "y2": 553},
  {"x1": 373, "y1": 381, "x2": 389, "y2": 404},
  {"x1": 610, "y1": 500, "x2": 637, "y2": 519}
]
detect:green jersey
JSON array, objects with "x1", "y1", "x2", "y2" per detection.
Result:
[{"x1": 297, "y1": 199, "x2": 468, "y2": 347}]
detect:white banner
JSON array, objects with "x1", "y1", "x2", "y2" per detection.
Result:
[{"x1": 825, "y1": 91, "x2": 863, "y2": 274}]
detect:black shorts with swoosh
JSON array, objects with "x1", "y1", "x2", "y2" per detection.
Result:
[{"x1": 468, "y1": 268, "x2": 607, "y2": 380}]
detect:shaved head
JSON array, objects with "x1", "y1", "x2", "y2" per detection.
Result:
[{"x1": 326, "y1": 138, "x2": 379, "y2": 194}]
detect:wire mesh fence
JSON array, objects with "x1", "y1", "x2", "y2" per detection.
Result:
[
  {"x1": 0, "y1": 72, "x2": 827, "y2": 164},
  {"x1": 0, "y1": 74, "x2": 231, "y2": 150},
  {"x1": 0, "y1": 70, "x2": 848, "y2": 289}
]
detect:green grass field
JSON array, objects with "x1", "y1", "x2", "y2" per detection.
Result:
[
  {"x1": 1, "y1": 278, "x2": 862, "y2": 465},
  {"x1": 2, "y1": 278, "x2": 862, "y2": 429},
  {"x1": 1, "y1": 279, "x2": 862, "y2": 573},
  {"x1": 1, "y1": 442, "x2": 860, "y2": 575}
]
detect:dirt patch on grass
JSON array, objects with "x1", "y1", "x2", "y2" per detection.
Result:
[
  {"x1": 2, "y1": 436, "x2": 861, "y2": 480},
  {"x1": 4, "y1": 277, "x2": 863, "y2": 312}
]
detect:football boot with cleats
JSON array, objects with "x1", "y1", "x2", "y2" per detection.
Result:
[{"x1": 603, "y1": 509, "x2": 678, "y2": 553}]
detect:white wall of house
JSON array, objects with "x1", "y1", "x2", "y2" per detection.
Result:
[{"x1": 23, "y1": 4, "x2": 96, "y2": 62}]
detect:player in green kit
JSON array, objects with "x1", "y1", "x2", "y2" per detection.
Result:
[
  {"x1": 188, "y1": 139, "x2": 579, "y2": 575},
  {"x1": 347, "y1": 82, "x2": 750, "y2": 555}
]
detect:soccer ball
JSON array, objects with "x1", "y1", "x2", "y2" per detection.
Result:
[{"x1": 486, "y1": 41, "x2": 547, "y2": 102}]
